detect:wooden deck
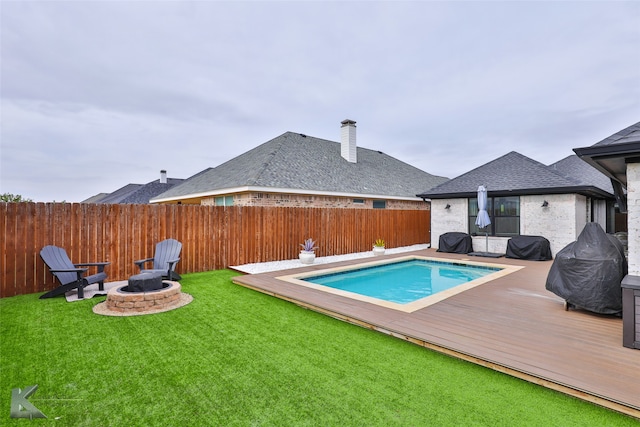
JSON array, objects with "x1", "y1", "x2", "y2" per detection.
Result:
[{"x1": 232, "y1": 249, "x2": 640, "y2": 419}]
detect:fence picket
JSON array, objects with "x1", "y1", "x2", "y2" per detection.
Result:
[{"x1": 0, "y1": 203, "x2": 430, "y2": 297}]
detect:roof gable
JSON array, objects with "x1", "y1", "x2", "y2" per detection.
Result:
[
  {"x1": 153, "y1": 132, "x2": 448, "y2": 201},
  {"x1": 418, "y1": 151, "x2": 613, "y2": 199}
]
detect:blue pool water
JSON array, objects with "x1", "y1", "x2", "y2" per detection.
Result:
[{"x1": 302, "y1": 259, "x2": 501, "y2": 304}]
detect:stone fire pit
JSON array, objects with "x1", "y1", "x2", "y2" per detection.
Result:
[{"x1": 93, "y1": 280, "x2": 192, "y2": 317}]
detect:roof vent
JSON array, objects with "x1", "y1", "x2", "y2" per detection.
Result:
[{"x1": 340, "y1": 119, "x2": 357, "y2": 163}]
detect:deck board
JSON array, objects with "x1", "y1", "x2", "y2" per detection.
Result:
[{"x1": 232, "y1": 249, "x2": 640, "y2": 418}]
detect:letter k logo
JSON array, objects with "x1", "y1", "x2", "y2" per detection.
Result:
[{"x1": 11, "y1": 385, "x2": 47, "y2": 419}]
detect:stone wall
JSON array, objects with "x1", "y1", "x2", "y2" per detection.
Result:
[
  {"x1": 430, "y1": 194, "x2": 593, "y2": 256},
  {"x1": 628, "y1": 163, "x2": 639, "y2": 276},
  {"x1": 202, "y1": 192, "x2": 429, "y2": 210}
]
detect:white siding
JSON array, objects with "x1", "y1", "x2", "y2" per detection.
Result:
[
  {"x1": 431, "y1": 193, "x2": 593, "y2": 256},
  {"x1": 628, "y1": 163, "x2": 640, "y2": 276},
  {"x1": 430, "y1": 199, "x2": 467, "y2": 247}
]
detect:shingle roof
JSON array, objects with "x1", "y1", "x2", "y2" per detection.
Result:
[
  {"x1": 119, "y1": 178, "x2": 185, "y2": 204},
  {"x1": 573, "y1": 121, "x2": 640, "y2": 186},
  {"x1": 591, "y1": 121, "x2": 640, "y2": 147},
  {"x1": 152, "y1": 132, "x2": 449, "y2": 201},
  {"x1": 85, "y1": 178, "x2": 185, "y2": 204},
  {"x1": 417, "y1": 151, "x2": 613, "y2": 199},
  {"x1": 89, "y1": 184, "x2": 142, "y2": 204},
  {"x1": 548, "y1": 155, "x2": 613, "y2": 193},
  {"x1": 82, "y1": 193, "x2": 109, "y2": 204}
]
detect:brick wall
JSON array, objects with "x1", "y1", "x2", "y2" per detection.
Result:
[{"x1": 203, "y1": 192, "x2": 429, "y2": 210}]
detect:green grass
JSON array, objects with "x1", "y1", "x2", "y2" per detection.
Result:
[{"x1": 1, "y1": 270, "x2": 636, "y2": 426}]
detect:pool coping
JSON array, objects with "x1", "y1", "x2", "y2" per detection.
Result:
[{"x1": 276, "y1": 255, "x2": 523, "y2": 313}]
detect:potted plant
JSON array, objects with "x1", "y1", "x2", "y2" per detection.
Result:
[
  {"x1": 373, "y1": 238, "x2": 385, "y2": 256},
  {"x1": 299, "y1": 238, "x2": 318, "y2": 264}
]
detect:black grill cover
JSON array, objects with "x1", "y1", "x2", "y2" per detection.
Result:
[
  {"x1": 437, "y1": 232, "x2": 472, "y2": 254},
  {"x1": 545, "y1": 223, "x2": 627, "y2": 315},
  {"x1": 506, "y1": 235, "x2": 552, "y2": 261}
]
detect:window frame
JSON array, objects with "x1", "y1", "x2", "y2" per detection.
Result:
[
  {"x1": 214, "y1": 195, "x2": 234, "y2": 207},
  {"x1": 372, "y1": 200, "x2": 387, "y2": 209},
  {"x1": 469, "y1": 196, "x2": 520, "y2": 237}
]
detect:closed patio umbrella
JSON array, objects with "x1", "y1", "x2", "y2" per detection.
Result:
[{"x1": 475, "y1": 185, "x2": 491, "y2": 253}]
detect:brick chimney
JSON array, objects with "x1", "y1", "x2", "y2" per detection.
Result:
[
  {"x1": 160, "y1": 170, "x2": 167, "y2": 184},
  {"x1": 341, "y1": 119, "x2": 357, "y2": 163}
]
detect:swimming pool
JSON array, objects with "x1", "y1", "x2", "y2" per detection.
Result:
[{"x1": 277, "y1": 256, "x2": 521, "y2": 312}]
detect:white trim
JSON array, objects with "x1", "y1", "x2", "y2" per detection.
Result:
[{"x1": 151, "y1": 186, "x2": 425, "y2": 203}]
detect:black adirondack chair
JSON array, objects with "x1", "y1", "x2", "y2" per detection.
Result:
[
  {"x1": 40, "y1": 245, "x2": 110, "y2": 299},
  {"x1": 134, "y1": 238, "x2": 182, "y2": 281}
]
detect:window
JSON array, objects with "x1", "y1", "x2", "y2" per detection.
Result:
[
  {"x1": 352, "y1": 199, "x2": 365, "y2": 205},
  {"x1": 215, "y1": 196, "x2": 234, "y2": 206},
  {"x1": 373, "y1": 200, "x2": 387, "y2": 209},
  {"x1": 469, "y1": 196, "x2": 519, "y2": 237}
]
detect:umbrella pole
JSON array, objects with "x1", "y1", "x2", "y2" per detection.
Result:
[{"x1": 485, "y1": 230, "x2": 488, "y2": 253}]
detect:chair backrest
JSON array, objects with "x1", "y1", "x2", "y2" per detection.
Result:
[
  {"x1": 40, "y1": 245, "x2": 77, "y2": 285},
  {"x1": 153, "y1": 239, "x2": 182, "y2": 271}
]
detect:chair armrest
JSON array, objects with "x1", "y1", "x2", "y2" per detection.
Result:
[
  {"x1": 165, "y1": 258, "x2": 180, "y2": 269},
  {"x1": 75, "y1": 262, "x2": 110, "y2": 267},
  {"x1": 75, "y1": 262, "x2": 110, "y2": 273},
  {"x1": 134, "y1": 258, "x2": 154, "y2": 269},
  {"x1": 50, "y1": 268, "x2": 88, "y2": 273},
  {"x1": 50, "y1": 268, "x2": 88, "y2": 281}
]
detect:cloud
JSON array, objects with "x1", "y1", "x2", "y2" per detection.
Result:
[{"x1": 1, "y1": 0, "x2": 639, "y2": 202}]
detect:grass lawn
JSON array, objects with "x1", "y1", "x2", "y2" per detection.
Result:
[{"x1": 1, "y1": 269, "x2": 637, "y2": 426}]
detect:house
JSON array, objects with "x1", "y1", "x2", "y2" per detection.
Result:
[
  {"x1": 151, "y1": 120, "x2": 449, "y2": 209},
  {"x1": 416, "y1": 151, "x2": 616, "y2": 256},
  {"x1": 83, "y1": 170, "x2": 184, "y2": 204},
  {"x1": 574, "y1": 121, "x2": 640, "y2": 300}
]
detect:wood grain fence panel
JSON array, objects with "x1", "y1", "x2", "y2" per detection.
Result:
[
  {"x1": 2, "y1": 203, "x2": 17, "y2": 296},
  {"x1": 241, "y1": 206, "x2": 254, "y2": 265},
  {"x1": 188, "y1": 205, "x2": 199, "y2": 273},
  {"x1": 180, "y1": 205, "x2": 189, "y2": 272},
  {"x1": 24, "y1": 203, "x2": 36, "y2": 294},
  {"x1": 198, "y1": 205, "x2": 207, "y2": 272},
  {"x1": 16, "y1": 202, "x2": 28, "y2": 294},
  {"x1": 0, "y1": 204, "x2": 7, "y2": 296},
  {"x1": 1, "y1": 203, "x2": 431, "y2": 297},
  {"x1": 70, "y1": 204, "x2": 82, "y2": 266},
  {"x1": 208, "y1": 206, "x2": 217, "y2": 269},
  {"x1": 32, "y1": 203, "x2": 45, "y2": 292},
  {"x1": 213, "y1": 206, "x2": 222, "y2": 270},
  {"x1": 253, "y1": 207, "x2": 263, "y2": 262},
  {"x1": 190, "y1": 205, "x2": 200, "y2": 274},
  {"x1": 226, "y1": 206, "x2": 239, "y2": 266},
  {"x1": 102, "y1": 204, "x2": 114, "y2": 277}
]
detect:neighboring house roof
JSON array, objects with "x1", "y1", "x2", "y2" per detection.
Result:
[
  {"x1": 416, "y1": 151, "x2": 614, "y2": 199},
  {"x1": 84, "y1": 177, "x2": 185, "y2": 204},
  {"x1": 574, "y1": 121, "x2": 640, "y2": 186},
  {"x1": 86, "y1": 183, "x2": 143, "y2": 204},
  {"x1": 152, "y1": 132, "x2": 449, "y2": 203},
  {"x1": 82, "y1": 193, "x2": 109, "y2": 204},
  {"x1": 118, "y1": 178, "x2": 185, "y2": 204}
]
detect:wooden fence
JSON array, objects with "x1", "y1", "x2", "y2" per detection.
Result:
[{"x1": 0, "y1": 203, "x2": 430, "y2": 298}]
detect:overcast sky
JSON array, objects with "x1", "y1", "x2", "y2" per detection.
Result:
[{"x1": 2, "y1": 1, "x2": 639, "y2": 202}]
